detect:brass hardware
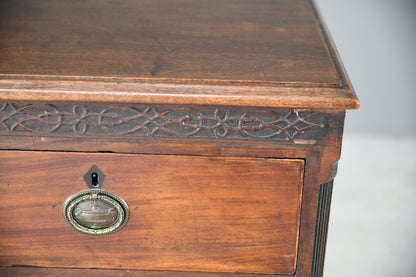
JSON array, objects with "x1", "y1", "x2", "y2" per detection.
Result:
[
  {"x1": 63, "y1": 189, "x2": 129, "y2": 235},
  {"x1": 62, "y1": 166, "x2": 129, "y2": 235}
]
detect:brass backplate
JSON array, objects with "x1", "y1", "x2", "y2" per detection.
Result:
[{"x1": 63, "y1": 189, "x2": 130, "y2": 235}]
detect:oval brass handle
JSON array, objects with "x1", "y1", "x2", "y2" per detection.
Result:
[
  {"x1": 62, "y1": 165, "x2": 130, "y2": 235},
  {"x1": 63, "y1": 189, "x2": 130, "y2": 235}
]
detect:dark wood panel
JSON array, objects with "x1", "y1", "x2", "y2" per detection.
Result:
[
  {"x1": 0, "y1": 266, "x2": 292, "y2": 277},
  {"x1": 0, "y1": 0, "x2": 359, "y2": 109},
  {"x1": 0, "y1": 0, "x2": 338, "y2": 85},
  {"x1": 0, "y1": 151, "x2": 304, "y2": 275}
]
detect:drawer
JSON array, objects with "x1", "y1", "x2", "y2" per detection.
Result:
[{"x1": 0, "y1": 151, "x2": 304, "y2": 275}]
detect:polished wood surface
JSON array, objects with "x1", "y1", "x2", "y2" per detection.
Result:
[
  {"x1": 0, "y1": 151, "x2": 304, "y2": 274},
  {"x1": 0, "y1": 0, "x2": 359, "y2": 109},
  {"x1": 0, "y1": 0, "x2": 337, "y2": 84}
]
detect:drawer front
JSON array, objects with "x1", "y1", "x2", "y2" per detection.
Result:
[{"x1": 0, "y1": 151, "x2": 304, "y2": 275}]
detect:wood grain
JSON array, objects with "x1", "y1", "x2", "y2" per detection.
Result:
[
  {"x1": 0, "y1": 0, "x2": 359, "y2": 109},
  {"x1": 0, "y1": 266, "x2": 292, "y2": 277},
  {"x1": 0, "y1": 151, "x2": 304, "y2": 275},
  {"x1": 0, "y1": 0, "x2": 337, "y2": 84},
  {"x1": 0, "y1": 79, "x2": 359, "y2": 109}
]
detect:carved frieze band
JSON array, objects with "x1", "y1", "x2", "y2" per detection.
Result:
[{"x1": 0, "y1": 102, "x2": 327, "y2": 142}]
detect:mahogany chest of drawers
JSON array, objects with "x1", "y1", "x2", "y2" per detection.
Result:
[{"x1": 0, "y1": 0, "x2": 359, "y2": 276}]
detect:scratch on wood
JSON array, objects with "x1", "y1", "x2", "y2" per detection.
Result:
[
  {"x1": 150, "y1": 37, "x2": 174, "y2": 76},
  {"x1": 186, "y1": 182, "x2": 200, "y2": 245},
  {"x1": 85, "y1": 245, "x2": 95, "y2": 256},
  {"x1": 150, "y1": 58, "x2": 162, "y2": 76}
]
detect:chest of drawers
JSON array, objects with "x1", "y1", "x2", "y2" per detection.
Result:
[{"x1": 0, "y1": 0, "x2": 358, "y2": 276}]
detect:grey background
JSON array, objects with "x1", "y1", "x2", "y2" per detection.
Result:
[
  {"x1": 314, "y1": 0, "x2": 416, "y2": 276},
  {"x1": 316, "y1": 0, "x2": 416, "y2": 137}
]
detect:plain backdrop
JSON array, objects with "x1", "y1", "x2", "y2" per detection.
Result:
[
  {"x1": 315, "y1": 0, "x2": 416, "y2": 137},
  {"x1": 314, "y1": 0, "x2": 416, "y2": 276}
]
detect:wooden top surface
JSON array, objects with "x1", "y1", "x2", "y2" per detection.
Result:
[{"x1": 0, "y1": 0, "x2": 359, "y2": 109}]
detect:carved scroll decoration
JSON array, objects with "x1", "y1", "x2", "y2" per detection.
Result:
[{"x1": 0, "y1": 102, "x2": 325, "y2": 142}]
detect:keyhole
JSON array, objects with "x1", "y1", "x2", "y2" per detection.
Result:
[{"x1": 91, "y1": 173, "x2": 99, "y2": 187}]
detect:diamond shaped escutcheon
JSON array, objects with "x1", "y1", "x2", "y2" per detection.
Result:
[{"x1": 83, "y1": 165, "x2": 106, "y2": 189}]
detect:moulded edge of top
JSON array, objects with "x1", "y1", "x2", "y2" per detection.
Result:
[{"x1": 0, "y1": 77, "x2": 360, "y2": 110}]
